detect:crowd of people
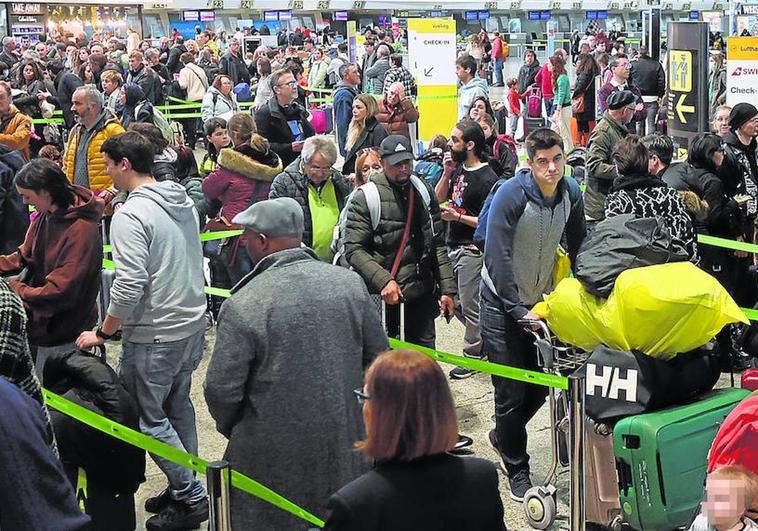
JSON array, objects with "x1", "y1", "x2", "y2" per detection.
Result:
[{"x1": 0, "y1": 20, "x2": 755, "y2": 531}]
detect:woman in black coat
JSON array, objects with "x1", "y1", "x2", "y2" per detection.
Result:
[
  {"x1": 118, "y1": 83, "x2": 154, "y2": 129},
  {"x1": 572, "y1": 53, "x2": 598, "y2": 147},
  {"x1": 342, "y1": 93, "x2": 389, "y2": 175},
  {"x1": 325, "y1": 350, "x2": 507, "y2": 531}
]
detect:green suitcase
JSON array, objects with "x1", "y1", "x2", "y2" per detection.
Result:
[{"x1": 613, "y1": 388, "x2": 750, "y2": 530}]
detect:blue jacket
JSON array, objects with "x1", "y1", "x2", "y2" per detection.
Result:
[
  {"x1": 480, "y1": 169, "x2": 586, "y2": 319},
  {"x1": 333, "y1": 81, "x2": 359, "y2": 156},
  {"x1": 0, "y1": 378, "x2": 90, "y2": 530}
]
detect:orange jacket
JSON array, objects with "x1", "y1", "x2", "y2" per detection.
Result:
[{"x1": 0, "y1": 105, "x2": 31, "y2": 161}]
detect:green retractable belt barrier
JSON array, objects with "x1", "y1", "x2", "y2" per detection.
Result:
[{"x1": 42, "y1": 389, "x2": 326, "y2": 528}]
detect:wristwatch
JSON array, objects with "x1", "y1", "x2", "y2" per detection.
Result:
[{"x1": 95, "y1": 327, "x2": 115, "y2": 341}]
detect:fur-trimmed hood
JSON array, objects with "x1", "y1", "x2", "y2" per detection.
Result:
[{"x1": 217, "y1": 135, "x2": 282, "y2": 182}]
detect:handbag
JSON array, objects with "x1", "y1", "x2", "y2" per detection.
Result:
[{"x1": 571, "y1": 94, "x2": 585, "y2": 114}]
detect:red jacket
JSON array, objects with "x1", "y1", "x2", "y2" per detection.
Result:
[
  {"x1": 202, "y1": 137, "x2": 283, "y2": 224},
  {"x1": 507, "y1": 88, "x2": 521, "y2": 116},
  {"x1": 0, "y1": 186, "x2": 104, "y2": 346},
  {"x1": 492, "y1": 37, "x2": 503, "y2": 60},
  {"x1": 534, "y1": 64, "x2": 554, "y2": 98}
]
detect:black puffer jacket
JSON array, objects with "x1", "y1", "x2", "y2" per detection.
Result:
[
  {"x1": 343, "y1": 117, "x2": 390, "y2": 175},
  {"x1": 343, "y1": 172, "x2": 456, "y2": 302},
  {"x1": 722, "y1": 131, "x2": 758, "y2": 233},
  {"x1": 269, "y1": 157, "x2": 351, "y2": 247},
  {"x1": 44, "y1": 350, "x2": 145, "y2": 496}
]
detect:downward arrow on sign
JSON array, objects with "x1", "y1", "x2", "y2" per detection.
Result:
[
  {"x1": 424, "y1": 67, "x2": 434, "y2": 77},
  {"x1": 675, "y1": 93, "x2": 695, "y2": 123}
]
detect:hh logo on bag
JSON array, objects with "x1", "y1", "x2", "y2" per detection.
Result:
[{"x1": 585, "y1": 363, "x2": 639, "y2": 402}]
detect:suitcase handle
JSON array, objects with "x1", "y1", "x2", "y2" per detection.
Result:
[{"x1": 616, "y1": 457, "x2": 632, "y2": 496}]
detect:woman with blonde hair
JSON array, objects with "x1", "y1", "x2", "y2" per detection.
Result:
[
  {"x1": 325, "y1": 350, "x2": 506, "y2": 531},
  {"x1": 202, "y1": 113, "x2": 282, "y2": 282},
  {"x1": 342, "y1": 93, "x2": 389, "y2": 175}
]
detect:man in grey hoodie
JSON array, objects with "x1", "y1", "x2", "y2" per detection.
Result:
[
  {"x1": 77, "y1": 131, "x2": 208, "y2": 531},
  {"x1": 456, "y1": 53, "x2": 489, "y2": 120}
]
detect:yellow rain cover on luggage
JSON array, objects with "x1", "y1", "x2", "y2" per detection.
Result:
[{"x1": 532, "y1": 262, "x2": 748, "y2": 360}]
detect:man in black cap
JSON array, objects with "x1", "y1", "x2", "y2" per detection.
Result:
[
  {"x1": 722, "y1": 102, "x2": 758, "y2": 306},
  {"x1": 585, "y1": 89, "x2": 637, "y2": 225},
  {"x1": 343, "y1": 135, "x2": 457, "y2": 346},
  {"x1": 205, "y1": 197, "x2": 388, "y2": 530}
]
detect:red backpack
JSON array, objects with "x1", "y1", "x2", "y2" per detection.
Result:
[{"x1": 707, "y1": 394, "x2": 758, "y2": 476}]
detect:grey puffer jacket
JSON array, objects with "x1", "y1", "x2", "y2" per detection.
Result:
[
  {"x1": 343, "y1": 172, "x2": 457, "y2": 302},
  {"x1": 268, "y1": 157, "x2": 351, "y2": 247}
]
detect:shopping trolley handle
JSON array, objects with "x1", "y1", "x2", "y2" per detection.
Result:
[{"x1": 517, "y1": 318, "x2": 551, "y2": 338}]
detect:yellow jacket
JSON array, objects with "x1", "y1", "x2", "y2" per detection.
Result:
[
  {"x1": 0, "y1": 105, "x2": 31, "y2": 161},
  {"x1": 63, "y1": 116, "x2": 124, "y2": 192}
]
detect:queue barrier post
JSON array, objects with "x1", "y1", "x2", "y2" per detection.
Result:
[
  {"x1": 568, "y1": 373, "x2": 586, "y2": 531},
  {"x1": 207, "y1": 460, "x2": 232, "y2": 531}
]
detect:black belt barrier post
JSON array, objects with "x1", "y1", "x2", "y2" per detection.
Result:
[
  {"x1": 568, "y1": 373, "x2": 586, "y2": 531},
  {"x1": 208, "y1": 460, "x2": 232, "y2": 531}
]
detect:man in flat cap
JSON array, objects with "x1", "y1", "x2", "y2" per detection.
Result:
[
  {"x1": 204, "y1": 197, "x2": 388, "y2": 530},
  {"x1": 585, "y1": 90, "x2": 637, "y2": 226},
  {"x1": 343, "y1": 134, "x2": 457, "y2": 347},
  {"x1": 722, "y1": 102, "x2": 758, "y2": 306}
]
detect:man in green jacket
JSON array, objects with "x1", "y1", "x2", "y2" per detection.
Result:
[
  {"x1": 585, "y1": 90, "x2": 636, "y2": 224},
  {"x1": 343, "y1": 135, "x2": 457, "y2": 347}
]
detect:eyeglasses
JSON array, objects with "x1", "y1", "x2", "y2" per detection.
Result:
[
  {"x1": 353, "y1": 388, "x2": 370, "y2": 405},
  {"x1": 277, "y1": 80, "x2": 298, "y2": 88},
  {"x1": 358, "y1": 147, "x2": 379, "y2": 156}
]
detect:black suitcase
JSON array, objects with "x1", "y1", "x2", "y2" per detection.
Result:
[{"x1": 524, "y1": 116, "x2": 546, "y2": 136}]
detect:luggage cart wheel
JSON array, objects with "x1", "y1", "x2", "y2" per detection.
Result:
[{"x1": 523, "y1": 486, "x2": 557, "y2": 530}]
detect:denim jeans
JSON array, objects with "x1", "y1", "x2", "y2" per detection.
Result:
[
  {"x1": 480, "y1": 293, "x2": 548, "y2": 472},
  {"x1": 494, "y1": 58, "x2": 505, "y2": 85},
  {"x1": 448, "y1": 247, "x2": 483, "y2": 358},
  {"x1": 119, "y1": 328, "x2": 207, "y2": 503},
  {"x1": 643, "y1": 100, "x2": 659, "y2": 136}
]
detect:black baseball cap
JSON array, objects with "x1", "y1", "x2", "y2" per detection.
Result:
[{"x1": 379, "y1": 135, "x2": 414, "y2": 165}]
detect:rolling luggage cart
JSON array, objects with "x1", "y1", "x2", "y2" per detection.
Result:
[{"x1": 518, "y1": 319, "x2": 590, "y2": 530}]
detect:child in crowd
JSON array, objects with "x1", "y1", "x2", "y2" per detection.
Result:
[
  {"x1": 689, "y1": 465, "x2": 758, "y2": 531},
  {"x1": 506, "y1": 77, "x2": 521, "y2": 138}
]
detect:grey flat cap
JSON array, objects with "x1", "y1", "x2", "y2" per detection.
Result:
[{"x1": 232, "y1": 197, "x2": 304, "y2": 239}]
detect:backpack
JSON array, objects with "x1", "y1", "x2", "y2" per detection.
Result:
[
  {"x1": 493, "y1": 134, "x2": 519, "y2": 179},
  {"x1": 413, "y1": 160, "x2": 444, "y2": 187},
  {"x1": 502, "y1": 41, "x2": 510, "y2": 59},
  {"x1": 332, "y1": 175, "x2": 432, "y2": 267},
  {"x1": 233, "y1": 82, "x2": 252, "y2": 102},
  {"x1": 707, "y1": 394, "x2": 758, "y2": 476},
  {"x1": 135, "y1": 103, "x2": 175, "y2": 145}
]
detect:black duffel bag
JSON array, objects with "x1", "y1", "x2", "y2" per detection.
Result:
[
  {"x1": 575, "y1": 343, "x2": 721, "y2": 424},
  {"x1": 575, "y1": 214, "x2": 689, "y2": 298}
]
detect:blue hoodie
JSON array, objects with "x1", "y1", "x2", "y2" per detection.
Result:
[{"x1": 480, "y1": 168, "x2": 586, "y2": 320}]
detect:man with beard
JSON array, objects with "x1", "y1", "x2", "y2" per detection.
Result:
[
  {"x1": 63, "y1": 85, "x2": 124, "y2": 199},
  {"x1": 343, "y1": 135, "x2": 457, "y2": 347},
  {"x1": 434, "y1": 120, "x2": 499, "y2": 379}
]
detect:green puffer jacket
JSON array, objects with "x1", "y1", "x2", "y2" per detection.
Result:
[
  {"x1": 343, "y1": 172, "x2": 457, "y2": 302},
  {"x1": 585, "y1": 111, "x2": 630, "y2": 220}
]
